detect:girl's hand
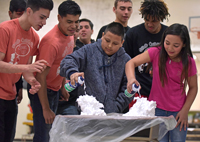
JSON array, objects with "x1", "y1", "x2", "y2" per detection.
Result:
[
  {"x1": 175, "y1": 109, "x2": 189, "y2": 131},
  {"x1": 127, "y1": 78, "x2": 140, "y2": 93}
]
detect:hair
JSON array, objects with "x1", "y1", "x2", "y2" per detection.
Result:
[
  {"x1": 139, "y1": 0, "x2": 170, "y2": 22},
  {"x1": 79, "y1": 18, "x2": 94, "y2": 30},
  {"x1": 58, "y1": 0, "x2": 82, "y2": 17},
  {"x1": 158, "y1": 23, "x2": 193, "y2": 93},
  {"x1": 9, "y1": 0, "x2": 26, "y2": 12},
  {"x1": 104, "y1": 22, "x2": 124, "y2": 41},
  {"x1": 114, "y1": 0, "x2": 132, "y2": 8},
  {"x1": 26, "y1": 0, "x2": 53, "y2": 12}
]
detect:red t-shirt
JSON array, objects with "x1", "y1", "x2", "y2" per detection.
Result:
[
  {"x1": 0, "y1": 19, "x2": 39, "y2": 100},
  {"x1": 35, "y1": 25, "x2": 74, "y2": 91}
]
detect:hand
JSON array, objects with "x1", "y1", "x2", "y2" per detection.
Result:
[
  {"x1": 60, "y1": 87, "x2": 70, "y2": 101},
  {"x1": 17, "y1": 88, "x2": 23, "y2": 104},
  {"x1": 127, "y1": 78, "x2": 140, "y2": 93},
  {"x1": 29, "y1": 79, "x2": 41, "y2": 94},
  {"x1": 43, "y1": 108, "x2": 55, "y2": 124},
  {"x1": 27, "y1": 60, "x2": 48, "y2": 73},
  {"x1": 175, "y1": 109, "x2": 189, "y2": 131},
  {"x1": 70, "y1": 72, "x2": 84, "y2": 86}
]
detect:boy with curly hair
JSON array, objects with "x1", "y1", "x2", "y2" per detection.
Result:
[{"x1": 123, "y1": 0, "x2": 170, "y2": 107}]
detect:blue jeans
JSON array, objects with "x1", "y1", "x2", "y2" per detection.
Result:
[
  {"x1": 155, "y1": 108, "x2": 187, "y2": 142},
  {"x1": 56, "y1": 104, "x2": 79, "y2": 115},
  {"x1": 28, "y1": 84, "x2": 59, "y2": 142}
]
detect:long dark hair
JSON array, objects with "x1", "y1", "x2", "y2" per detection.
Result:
[{"x1": 159, "y1": 23, "x2": 193, "y2": 92}]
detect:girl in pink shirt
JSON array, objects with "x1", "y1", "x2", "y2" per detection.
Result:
[{"x1": 125, "y1": 23, "x2": 198, "y2": 142}]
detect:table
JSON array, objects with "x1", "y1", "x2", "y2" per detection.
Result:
[{"x1": 50, "y1": 114, "x2": 177, "y2": 142}]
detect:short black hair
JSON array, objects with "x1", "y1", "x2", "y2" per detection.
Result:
[
  {"x1": 9, "y1": 0, "x2": 26, "y2": 13},
  {"x1": 114, "y1": 0, "x2": 132, "y2": 8},
  {"x1": 139, "y1": 0, "x2": 170, "y2": 22},
  {"x1": 79, "y1": 18, "x2": 93, "y2": 30},
  {"x1": 26, "y1": 0, "x2": 53, "y2": 12},
  {"x1": 58, "y1": 0, "x2": 81, "y2": 17},
  {"x1": 104, "y1": 22, "x2": 124, "y2": 41}
]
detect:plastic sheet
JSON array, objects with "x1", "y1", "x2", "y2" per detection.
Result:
[{"x1": 49, "y1": 114, "x2": 177, "y2": 142}]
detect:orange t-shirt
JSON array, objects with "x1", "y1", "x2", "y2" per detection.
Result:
[
  {"x1": 35, "y1": 25, "x2": 74, "y2": 91},
  {"x1": 0, "y1": 19, "x2": 39, "y2": 100}
]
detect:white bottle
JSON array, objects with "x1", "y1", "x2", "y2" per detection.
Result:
[
  {"x1": 65, "y1": 76, "x2": 84, "y2": 92},
  {"x1": 124, "y1": 84, "x2": 140, "y2": 97}
]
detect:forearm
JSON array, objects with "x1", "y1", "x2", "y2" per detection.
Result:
[
  {"x1": 182, "y1": 74, "x2": 198, "y2": 112},
  {"x1": 125, "y1": 60, "x2": 136, "y2": 81},
  {"x1": 0, "y1": 61, "x2": 29, "y2": 73},
  {"x1": 61, "y1": 77, "x2": 66, "y2": 89},
  {"x1": 22, "y1": 72, "x2": 35, "y2": 84},
  {"x1": 36, "y1": 75, "x2": 50, "y2": 110},
  {"x1": 182, "y1": 86, "x2": 197, "y2": 112}
]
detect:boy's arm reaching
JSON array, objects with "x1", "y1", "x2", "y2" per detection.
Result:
[{"x1": 60, "y1": 46, "x2": 87, "y2": 79}]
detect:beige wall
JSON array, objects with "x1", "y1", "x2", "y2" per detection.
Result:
[{"x1": 0, "y1": 0, "x2": 200, "y2": 139}]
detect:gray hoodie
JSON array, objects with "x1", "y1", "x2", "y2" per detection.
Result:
[{"x1": 60, "y1": 39, "x2": 133, "y2": 113}]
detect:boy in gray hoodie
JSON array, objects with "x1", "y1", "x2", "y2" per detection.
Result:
[{"x1": 60, "y1": 22, "x2": 132, "y2": 113}]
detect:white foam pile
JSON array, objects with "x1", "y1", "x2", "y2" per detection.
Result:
[
  {"x1": 77, "y1": 95, "x2": 106, "y2": 116},
  {"x1": 123, "y1": 97, "x2": 157, "y2": 117}
]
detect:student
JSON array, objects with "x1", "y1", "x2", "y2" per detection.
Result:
[
  {"x1": 9, "y1": 0, "x2": 26, "y2": 104},
  {"x1": 96, "y1": 0, "x2": 132, "y2": 40},
  {"x1": 73, "y1": 27, "x2": 80, "y2": 51},
  {"x1": 123, "y1": 0, "x2": 170, "y2": 107},
  {"x1": 60, "y1": 22, "x2": 133, "y2": 113},
  {"x1": 9, "y1": 0, "x2": 26, "y2": 20},
  {"x1": 0, "y1": 0, "x2": 53, "y2": 141},
  {"x1": 57, "y1": 26, "x2": 81, "y2": 115},
  {"x1": 8, "y1": 0, "x2": 26, "y2": 141},
  {"x1": 125, "y1": 23, "x2": 198, "y2": 141},
  {"x1": 27, "y1": 1, "x2": 81, "y2": 142},
  {"x1": 76, "y1": 18, "x2": 95, "y2": 47}
]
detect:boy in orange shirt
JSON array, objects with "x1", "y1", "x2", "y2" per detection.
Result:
[
  {"x1": 0, "y1": 0, "x2": 53, "y2": 141},
  {"x1": 27, "y1": 1, "x2": 81, "y2": 142}
]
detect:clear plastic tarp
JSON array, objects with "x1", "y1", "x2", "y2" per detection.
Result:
[{"x1": 49, "y1": 114, "x2": 177, "y2": 142}]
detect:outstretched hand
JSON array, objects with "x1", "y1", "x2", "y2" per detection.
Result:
[
  {"x1": 175, "y1": 109, "x2": 189, "y2": 131},
  {"x1": 29, "y1": 79, "x2": 41, "y2": 94},
  {"x1": 27, "y1": 60, "x2": 48, "y2": 73},
  {"x1": 127, "y1": 78, "x2": 140, "y2": 93}
]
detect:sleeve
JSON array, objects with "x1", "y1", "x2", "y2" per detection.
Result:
[
  {"x1": 37, "y1": 41, "x2": 57, "y2": 67},
  {"x1": 60, "y1": 45, "x2": 88, "y2": 79},
  {"x1": 123, "y1": 29, "x2": 135, "y2": 58},
  {"x1": 0, "y1": 27, "x2": 9, "y2": 54},
  {"x1": 188, "y1": 57, "x2": 197, "y2": 77},
  {"x1": 147, "y1": 47, "x2": 160, "y2": 62},
  {"x1": 30, "y1": 32, "x2": 39, "y2": 56},
  {"x1": 115, "y1": 57, "x2": 133, "y2": 113}
]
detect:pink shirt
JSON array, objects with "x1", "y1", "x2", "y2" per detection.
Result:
[{"x1": 148, "y1": 47, "x2": 197, "y2": 111}]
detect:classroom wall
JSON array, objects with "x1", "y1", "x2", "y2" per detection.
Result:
[{"x1": 0, "y1": 0, "x2": 200, "y2": 139}]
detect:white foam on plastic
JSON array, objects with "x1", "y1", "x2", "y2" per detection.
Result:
[
  {"x1": 77, "y1": 95, "x2": 106, "y2": 116},
  {"x1": 123, "y1": 97, "x2": 157, "y2": 117}
]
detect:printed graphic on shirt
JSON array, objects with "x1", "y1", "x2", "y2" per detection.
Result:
[
  {"x1": 138, "y1": 41, "x2": 159, "y2": 73},
  {"x1": 9, "y1": 38, "x2": 33, "y2": 64},
  {"x1": 56, "y1": 66, "x2": 60, "y2": 76},
  {"x1": 62, "y1": 40, "x2": 74, "y2": 57}
]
